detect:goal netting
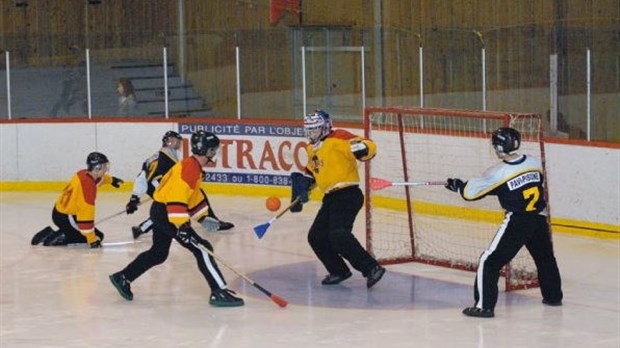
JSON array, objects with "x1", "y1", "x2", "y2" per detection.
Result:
[{"x1": 364, "y1": 106, "x2": 547, "y2": 291}]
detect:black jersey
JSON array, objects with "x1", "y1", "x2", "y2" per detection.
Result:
[
  {"x1": 461, "y1": 155, "x2": 546, "y2": 214},
  {"x1": 144, "y1": 149, "x2": 178, "y2": 197},
  {"x1": 143, "y1": 148, "x2": 178, "y2": 197},
  {"x1": 132, "y1": 147, "x2": 179, "y2": 198}
]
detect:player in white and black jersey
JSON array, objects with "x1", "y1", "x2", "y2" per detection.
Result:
[{"x1": 445, "y1": 127, "x2": 563, "y2": 318}]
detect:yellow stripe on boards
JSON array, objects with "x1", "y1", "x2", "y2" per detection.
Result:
[
  {"x1": 550, "y1": 218, "x2": 620, "y2": 240},
  {"x1": 2, "y1": 181, "x2": 617, "y2": 240},
  {"x1": 370, "y1": 196, "x2": 619, "y2": 241},
  {"x1": 0, "y1": 181, "x2": 68, "y2": 192}
]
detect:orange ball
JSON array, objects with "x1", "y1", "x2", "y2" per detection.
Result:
[{"x1": 266, "y1": 196, "x2": 281, "y2": 212}]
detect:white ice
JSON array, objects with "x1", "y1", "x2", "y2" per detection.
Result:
[{"x1": 1, "y1": 192, "x2": 618, "y2": 348}]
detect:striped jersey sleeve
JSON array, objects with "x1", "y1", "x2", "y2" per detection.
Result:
[{"x1": 462, "y1": 155, "x2": 547, "y2": 213}]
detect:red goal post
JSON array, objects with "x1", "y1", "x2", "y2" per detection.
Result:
[{"x1": 363, "y1": 106, "x2": 548, "y2": 291}]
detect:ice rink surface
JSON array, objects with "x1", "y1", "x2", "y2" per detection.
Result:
[{"x1": 1, "y1": 191, "x2": 618, "y2": 348}]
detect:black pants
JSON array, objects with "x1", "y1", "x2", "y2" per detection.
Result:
[
  {"x1": 51, "y1": 207, "x2": 104, "y2": 244},
  {"x1": 473, "y1": 212, "x2": 563, "y2": 310},
  {"x1": 136, "y1": 193, "x2": 220, "y2": 234},
  {"x1": 120, "y1": 202, "x2": 227, "y2": 291},
  {"x1": 308, "y1": 186, "x2": 379, "y2": 277}
]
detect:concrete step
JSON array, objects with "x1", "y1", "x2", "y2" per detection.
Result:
[
  {"x1": 137, "y1": 96, "x2": 205, "y2": 110},
  {"x1": 147, "y1": 107, "x2": 214, "y2": 117},
  {"x1": 135, "y1": 85, "x2": 201, "y2": 100},
  {"x1": 110, "y1": 62, "x2": 175, "y2": 76}
]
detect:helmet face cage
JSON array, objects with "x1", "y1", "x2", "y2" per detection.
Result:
[
  {"x1": 304, "y1": 110, "x2": 332, "y2": 144},
  {"x1": 492, "y1": 127, "x2": 521, "y2": 154}
]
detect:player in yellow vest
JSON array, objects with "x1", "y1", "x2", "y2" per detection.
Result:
[
  {"x1": 291, "y1": 109, "x2": 386, "y2": 288},
  {"x1": 125, "y1": 130, "x2": 233, "y2": 239},
  {"x1": 110, "y1": 131, "x2": 244, "y2": 307},
  {"x1": 31, "y1": 152, "x2": 124, "y2": 247}
]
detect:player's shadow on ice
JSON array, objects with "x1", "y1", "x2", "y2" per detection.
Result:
[{"x1": 232, "y1": 261, "x2": 538, "y2": 310}]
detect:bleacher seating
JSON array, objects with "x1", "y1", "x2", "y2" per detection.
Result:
[
  {"x1": 110, "y1": 61, "x2": 212, "y2": 117},
  {"x1": 0, "y1": 60, "x2": 212, "y2": 118}
]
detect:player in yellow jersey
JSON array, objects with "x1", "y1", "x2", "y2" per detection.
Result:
[
  {"x1": 31, "y1": 152, "x2": 124, "y2": 248},
  {"x1": 125, "y1": 130, "x2": 234, "y2": 239},
  {"x1": 291, "y1": 109, "x2": 386, "y2": 288},
  {"x1": 109, "y1": 130, "x2": 244, "y2": 307}
]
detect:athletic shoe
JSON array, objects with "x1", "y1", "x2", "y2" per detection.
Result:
[
  {"x1": 209, "y1": 289, "x2": 244, "y2": 307},
  {"x1": 42, "y1": 232, "x2": 67, "y2": 246},
  {"x1": 131, "y1": 226, "x2": 143, "y2": 239},
  {"x1": 366, "y1": 265, "x2": 386, "y2": 288},
  {"x1": 462, "y1": 307, "x2": 494, "y2": 318},
  {"x1": 542, "y1": 299, "x2": 562, "y2": 306},
  {"x1": 321, "y1": 271, "x2": 352, "y2": 285},
  {"x1": 109, "y1": 272, "x2": 133, "y2": 301},
  {"x1": 31, "y1": 226, "x2": 55, "y2": 245},
  {"x1": 217, "y1": 221, "x2": 235, "y2": 231}
]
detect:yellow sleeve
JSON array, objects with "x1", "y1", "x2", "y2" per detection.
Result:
[
  {"x1": 359, "y1": 138, "x2": 377, "y2": 161},
  {"x1": 188, "y1": 188, "x2": 210, "y2": 221}
]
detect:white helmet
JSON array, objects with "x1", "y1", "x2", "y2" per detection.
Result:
[{"x1": 304, "y1": 109, "x2": 332, "y2": 144}]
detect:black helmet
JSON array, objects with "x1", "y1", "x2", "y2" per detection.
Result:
[
  {"x1": 191, "y1": 130, "x2": 220, "y2": 156},
  {"x1": 162, "y1": 130, "x2": 182, "y2": 147},
  {"x1": 86, "y1": 152, "x2": 109, "y2": 171},
  {"x1": 492, "y1": 127, "x2": 521, "y2": 154}
]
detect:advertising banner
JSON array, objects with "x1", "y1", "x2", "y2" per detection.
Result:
[{"x1": 178, "y1": 122, "x2": 308, "y2": 187}]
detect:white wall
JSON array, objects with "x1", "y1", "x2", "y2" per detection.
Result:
[
  {"x1": 1, "y1": 122, "x2": 177, "y2": 182},
  {"x1": 544, "y1": 143, "x2": 620, "y2": 226},
  {"x1": 0, "y1": 121, "x2": 618, "y2": 228}
]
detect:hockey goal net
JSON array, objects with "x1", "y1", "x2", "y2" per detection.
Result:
[{"x1": 364, "y1": 106, "x2": 547, "y2": 291}]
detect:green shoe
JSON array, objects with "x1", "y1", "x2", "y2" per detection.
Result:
[
  {"x1": 109, "y1": 272, "x2": 133, "y2": 301},
  {"x1": 31, "y1": 226, "x2": 55, "y2": 245},
  {"x1": 209, "y1": 289, "x2": 244, "y2": 307}
]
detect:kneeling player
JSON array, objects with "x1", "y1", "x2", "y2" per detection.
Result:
[{"x1": 31, "y1": 152, "x2": 124, "y2": 248}]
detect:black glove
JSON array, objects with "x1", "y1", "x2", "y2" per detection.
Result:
[
  {"x1": 445, "y1": 178, "x2": 465, "y2": 193},
  {"x1": 290, "y1": 172, "x2": 314, "y2": 212},
  {"x1": 89, "y1": 238, "x2": 102, "y2": 248},
  {"x1": 126, "y1": 195, "x2": 140, "y2": 214},
  {"x1": 111, "y1": 176, "x2": 124, "y2": 188},
  {"x1": 350, "y1": 140, "x2": 369, "y2": 160},
  {"x1": 176, "y1": 222, "x2": 197, "y2": 246}
]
